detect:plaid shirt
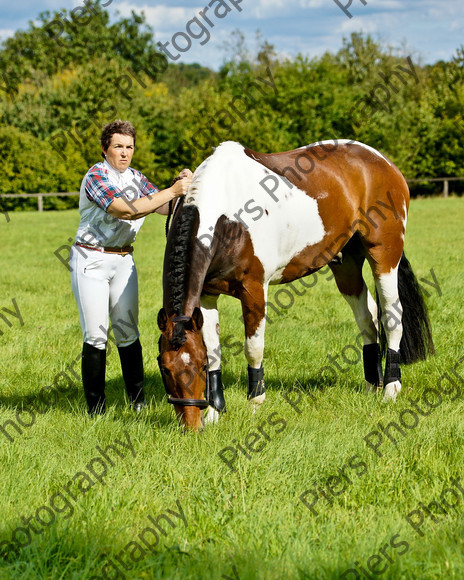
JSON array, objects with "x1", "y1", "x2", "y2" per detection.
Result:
[{"x1": 84, "y1": 162, "x2": 159, "y2": 211}]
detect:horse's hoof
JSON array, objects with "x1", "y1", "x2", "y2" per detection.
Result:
[
  {"x1": 249, "y1": 393, "x2": 266, "y2": 413},
  {"x1": 383, "y1": 381, "x2": 401, "y2": 402},
  {"x1": 204, "y1": 406, "x2": 220, "y2": 425}
]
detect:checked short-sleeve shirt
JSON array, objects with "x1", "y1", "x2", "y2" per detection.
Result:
[{"x1": 75, "y1": 160, "x2": 160, "y2": 248}]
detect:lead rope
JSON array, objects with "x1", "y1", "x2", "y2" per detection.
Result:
[{"x1": 165, "y1": 176, "x2": 182, "y2": 238}]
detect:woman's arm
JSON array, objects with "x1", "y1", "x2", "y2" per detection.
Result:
[
  {"x1": 107, "y1": 176, "x2": 191, "y2": 220},
  {"x1": 154, "y1": 169, "x2": 194, "y2": 216}
]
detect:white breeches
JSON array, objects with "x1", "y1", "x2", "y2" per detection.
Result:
[{"x1": 70, "y1": 245, "x2": 139, "y2": 350}]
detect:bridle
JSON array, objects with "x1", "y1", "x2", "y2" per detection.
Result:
[{"x1": 157, "y1": 315, "x2": 210, "y2": 409}]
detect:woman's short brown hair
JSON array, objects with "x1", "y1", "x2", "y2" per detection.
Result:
[{"x1": 100, "y1": 120, "x2": 136, "y2": 152}]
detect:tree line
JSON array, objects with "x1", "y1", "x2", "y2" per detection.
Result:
[{"x1": 1, "y1": 1, "x2": 463, "y2": 211}]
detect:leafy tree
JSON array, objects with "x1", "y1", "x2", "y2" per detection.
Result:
[{"x1": 2, "y1": 11, "x2": 464, "y2": 206}]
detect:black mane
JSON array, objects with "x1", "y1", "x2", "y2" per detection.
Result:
[{"x1": 164, "y1": 204, "x2": 199, "y2": 347}]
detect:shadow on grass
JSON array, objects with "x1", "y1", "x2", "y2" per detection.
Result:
[
  {"x1": 0, "y1": 372, "x2": 179, "y2": 429},
  {"x1": 0, "y1": 362, "x2": 363, "y2": 439},
  {"x1": 0, "y1": 523, "x2": 360, "y2": 580},
  {"x1": 221, "y1": 366, "x2": 363, "y2": 398}
]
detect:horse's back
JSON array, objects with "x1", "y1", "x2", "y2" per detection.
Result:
[
  {"x1": 244, "y1": 139, "x2": 410, "y2": 268},
  {"x1": 244, "y1": 139, "x2": 409, "y2": 209}
]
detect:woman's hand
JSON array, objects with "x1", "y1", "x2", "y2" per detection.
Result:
[
  {"x1": 177, "y1": 168, "x2": 193, "y2": 180},
  {"x1": 171, "y1": 169, "x2": 193, "y2": 198}
]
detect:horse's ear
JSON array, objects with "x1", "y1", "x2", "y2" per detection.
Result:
[
  {"x1": 157, "y1": 308, "x2": 168, "y2": 331},
  {"x1": 190, "y1": 307, "x2": 204, "y2": 331}
]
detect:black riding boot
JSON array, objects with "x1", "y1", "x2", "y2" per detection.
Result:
[
  {"x1": 117, "y1": 338, "x2": 146, "y2": 412},
  {"x1": 82, "y1": 342, "x2": 106, "y2": 415}
]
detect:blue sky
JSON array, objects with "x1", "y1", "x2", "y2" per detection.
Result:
[{"x1": 1, "y1": 0, "x2": 463, "y2": 69}]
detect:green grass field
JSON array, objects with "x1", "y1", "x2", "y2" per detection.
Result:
[{"x1": 1, "y1": 198, "x2": 464, "y2": 579}]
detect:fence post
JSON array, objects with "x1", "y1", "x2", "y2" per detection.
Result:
[
  {"x1": 38, "y1": 194, "x2": 43, "y2": 212},
  {"x1": 443, "y1": 179, "x2": 449, "y2": 198}
]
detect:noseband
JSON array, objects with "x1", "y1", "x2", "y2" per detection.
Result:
[
  {"x1": 163, "y1": 373, "x2": 210, "y2": 409},
  {"x1": 158, "y1": 315, "x2": 210, "y2": 409}
]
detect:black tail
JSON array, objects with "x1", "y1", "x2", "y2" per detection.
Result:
[{"x1": 377, "y1": 253, "x2": 435, "y2": 365}]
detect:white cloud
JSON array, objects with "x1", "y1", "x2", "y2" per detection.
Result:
[
  {"x1": 369, "y1": 0, "x2": 404, "y2": 9},
  {"x1": 299, "y1": 0, "x2": 331, "y2": 8},
  {"x1": 339, "y1": 15, "x2": 379, "y2": 35},
  {"x1": 248, "y1": 0, "x2": 296, "y2": 18},
  {"x1": 116, "y1": 3, "x2": 202, "y2": 31},
  {"x1": 0, "y1": 29, "x2": 15, "y2": 42}
]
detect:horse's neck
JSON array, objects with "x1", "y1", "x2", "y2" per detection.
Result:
[{"x1": 184, "y1": 237, "x2": 213, "y2": 314}]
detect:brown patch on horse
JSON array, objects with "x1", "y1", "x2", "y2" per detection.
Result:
[
  {"x1": 244, "y1": 142, "x2": 408, "y2": 278},
  {"x1": 198, "y1": 216, "x2": 266, "y2": 338}
]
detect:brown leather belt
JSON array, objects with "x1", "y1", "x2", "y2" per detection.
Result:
[{"x1": 75, "y1": 242, "x2": 134, "y2": 256}]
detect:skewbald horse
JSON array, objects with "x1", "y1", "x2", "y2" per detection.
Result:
[{"x1": 157, "y1": 140, "x2": 434, "y2": 430}]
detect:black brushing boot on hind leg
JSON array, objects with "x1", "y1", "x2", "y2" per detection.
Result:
[
  {"x1": 117, "y1": 338, "x2": 146, "y2": 412},
  {"x1": 247, "y1": 364, "x2": 265, "y2": 400},
  {"x1": 363, "y1": 343, "x2": 384, "y2": 390},
  {"x1": 82, "y1": 342, "x2": 106, "y2": 415},
  {"x1": 208, "y1": 369, "x2": 226, "y2": 413}
]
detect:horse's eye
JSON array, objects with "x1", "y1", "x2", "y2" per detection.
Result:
[{"x1": 161, "y1": 367, "x2": 171, "y2": 377}]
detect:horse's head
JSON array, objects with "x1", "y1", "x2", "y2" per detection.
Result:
[{"x1": 157, "y1": 307, "x2": 208, "y2": 431}]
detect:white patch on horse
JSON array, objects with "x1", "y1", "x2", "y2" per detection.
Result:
[
  {"x1": 316, "y1": 191, "x2": 329, "y2": 199},
  {"x1": 375, "y1": 266, "x2": 403, "y2": 402},
  {"x1": 204, "y1": 406, "x2": 220, "y2": 425},
  {"x1": 200, "y1": 295, "x2": 221, "y2": 372},
  {"x1": 180, "y1": 352, "x2": 191, "y2": 364},
  {"x1": 245, "y1": 317, "x2": 266, "y2": 368},
  {"x1": 383, "y1": 380, "x2": 401, "y2": 402},
  {"x1": 250, "y1": 393, "x2": 266, "y2": 412},
  {"x1": 269, "y1": 267, "x2": 286, "y2": 284},
  {"x1": 376, "y1": 266, "x2": 403, "y2": 352},
  {"x1": 189, "y1": 141, "x2": 326, "y2": 282},
  {"x1": 342, "y1": 284, "x2": 379, "y2": 346}
]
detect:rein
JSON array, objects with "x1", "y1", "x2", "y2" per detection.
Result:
[{"x1": 165, "y1": 176, "x2": 182, "y2": 238}]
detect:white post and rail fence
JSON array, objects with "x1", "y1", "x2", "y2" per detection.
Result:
[{"x1": 0, "y1": 177, "x2": 463, "y2": 211}]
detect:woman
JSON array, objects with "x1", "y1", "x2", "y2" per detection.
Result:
[{"x1": 70, "y1": 119, "x2": 192, "y2": 415}]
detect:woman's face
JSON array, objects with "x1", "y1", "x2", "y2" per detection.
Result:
[{"x1": 103, "y1": 133, "x2": 135, "y2": 172}]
